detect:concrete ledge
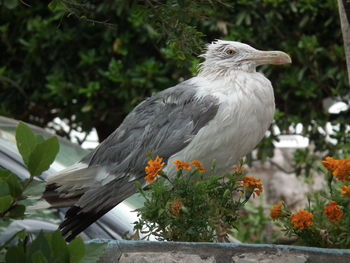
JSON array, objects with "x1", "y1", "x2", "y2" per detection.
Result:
[{"x1": 91, "y1": 239, "x2": 350, "y2": 263}]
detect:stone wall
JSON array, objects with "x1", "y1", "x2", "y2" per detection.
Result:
[{"x1": 93, "y1": 240, "x2": 350, "y2": 263}]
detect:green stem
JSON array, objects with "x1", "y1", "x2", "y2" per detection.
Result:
[
  {"x1": 327, "y1": 171, "x2": 334, "y2": 196},
  {"x1": 22, "y1": 175, "x2": 34, "y2": 190}
]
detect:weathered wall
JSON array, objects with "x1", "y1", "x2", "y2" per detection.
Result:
[{"x1": 92, "y1": 240, "x2": 350, "y2": 263}]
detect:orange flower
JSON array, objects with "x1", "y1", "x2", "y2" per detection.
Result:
[
  {"x1": 322, "y1": 157, "x2": 350, "y2": 182},
  {"x1": 341, "y1": 185, "x2": 350, "y2": 198},
  {"x1": 233, "y1": 165, "x2": 246, "y2": 174},
  {"x1": 291, "y1": 210, "x2": 314, "y2": 230},
  {"x1": 173, "y1": 160, "x2": 192, "y2": 171},
  {"x1": 324, "y1": 201, "x2": 343, "y2": 222},
  {"x1": 171, "y1": 199, "x2": 184, "y2": 216},
  {"x1": 240, "y1": 176, "x2": 263, "y2": 196},
  {"x1": 333, "y1": 159, "x2": 350, "y2": 182},
  {"x1": 145, "y1": 156, "x2": 165, "y2": 184},
  {"x1": 270, "y1": 201, "x2": 284, "y2": 220},
  {"x1": 322, "y1": 157, "x2": 339, "y2": 172},
  {"x1": 191, "y1": 160, "x2": 206, "y2": 173}
]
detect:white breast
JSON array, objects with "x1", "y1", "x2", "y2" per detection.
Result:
[{"x1": 166, "y1": 72, "x2": 275, "y2": 175}]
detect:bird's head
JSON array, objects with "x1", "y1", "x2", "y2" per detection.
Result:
[{"x1": 199, "y1": 40, "x2": 291, "y2": 76}]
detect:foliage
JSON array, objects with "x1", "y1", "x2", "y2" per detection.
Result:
[
  {"x1": 0, "y1": 1, "x2": 348, "y2": 173},
  {"x1": 0, "y1": 0, "x2": 227, "y2": 141},
  {"x1": 134, "y1": 159, "x2": 263, "y2": 242},
  {"x1": 270, "y1": 157, "x2": 350, "y2": 248},
  {"x1": 2, "y1": 229, "x2": 106, "y2": 263},
  {"x1": 232, "y1": 200, "x2": 280, "y2": 244},
  {"x1": 0, "y1": 122, "x2": 58, "y2": 221},
  {"x1": 0, "y1": 123, "x2": 106, "y2": 262}
]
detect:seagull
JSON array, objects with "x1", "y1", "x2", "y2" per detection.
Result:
[{"x1": 44, "y1": 40, "x2": 291, "y2": 241}]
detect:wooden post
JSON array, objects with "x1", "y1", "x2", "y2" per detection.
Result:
[{"x1": 338, "y1": 0, "x2": 350, "y2": 85}]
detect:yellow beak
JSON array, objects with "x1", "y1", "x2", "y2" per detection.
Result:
[{"x1": 253, "y1": 50, "x2": 292, "y2": 66}]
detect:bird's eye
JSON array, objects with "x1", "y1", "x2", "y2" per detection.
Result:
[{"x1": 226, "y1": 49, "x2": 236, "y2": 55}]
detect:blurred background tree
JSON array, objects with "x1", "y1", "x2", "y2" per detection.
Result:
[{"x1": 0, "y1": 0, "x2": 348, "y2": 170}]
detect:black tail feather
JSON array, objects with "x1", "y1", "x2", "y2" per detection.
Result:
[
  {"x1": 58, "y1": 177, "x2": 138, "y2": 241},
  {"x1": 59, "y1": 206, "x2": 110, "y2": 242}
]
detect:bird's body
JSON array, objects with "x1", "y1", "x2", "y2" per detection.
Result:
[
  {"x1": 44, "y1": 40, "x2": 290, "y2": 240},
  {"x1": 166, "y1": 72, "x2": 275, "y2": 174}
]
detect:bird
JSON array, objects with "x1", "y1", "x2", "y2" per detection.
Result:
[{"x1": 43, "y1": 40, "x2": 291, "y2": 241}]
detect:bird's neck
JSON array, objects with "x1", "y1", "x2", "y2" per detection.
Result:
[
  {"x1": 197, "y1": 66, "x2": 256, "y2": 81},
  {"x1": 192, "y1": 70, "x2": 273, "y2": 102}
]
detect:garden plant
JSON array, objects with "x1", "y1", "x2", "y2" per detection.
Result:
[
  {"x1": 270, "y1": 157, "x2": 350, "y2": 248},
  {"x1": 134, "y1": 157, "x2": 263, "y2": 242}
]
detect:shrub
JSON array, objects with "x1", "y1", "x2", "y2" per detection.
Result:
[
  {"x1": 270, "y1": 157, "x2": 350, "y2": 248},
  {"x1": 134, "y1": 158, "x2": 263, "y2": 242}
]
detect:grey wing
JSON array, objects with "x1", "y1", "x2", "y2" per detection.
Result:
[
  {"x1": 83, "y1": 80, "x2": 219, "y2": 175},
  {"x1": 60, "y1": 80, "x2": 220, "y2": 240}
]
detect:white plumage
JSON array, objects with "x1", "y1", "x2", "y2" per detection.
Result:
[{"x1": 166, "y1": 72, "x2": 275, "y2": 175}]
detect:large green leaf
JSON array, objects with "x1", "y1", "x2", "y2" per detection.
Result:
[
  {"x1": 36, "y1": 135, "x2": 45, "y2": 145},
  {"x1": 31, "y1": 251, "x2": 48, "y2": 263},
  {"x1": 51, "y1": 230, "x2": 69, "y2": 263},
  {"x1": 5, "y1": 244, "x2": 25, "y2": 263},
  {"x1": 67, "y1": 238, "x2": 85, "y2": 263},
  {"x1": 4, "y1": 173, "x2": 23, "y2": 198},
  {"x1": 27, "y1": 137, "x2": 59, "y2": 177},
  {"x1": 28, "y1": 232, "x2": 52, "y2": 262},
  {"x1": 0, "y1": 180, "x2": 10, "y2": 197},
  {"x1": 16, "y1": 122, "x2": 37, "y2": 166},
  {"x1": 0, "y1": 195, "x2": 13, "y2": 213}
]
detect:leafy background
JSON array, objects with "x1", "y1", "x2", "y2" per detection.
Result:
[{"x1": 0, "y1": 0, "x2": 349, "y2": 170}]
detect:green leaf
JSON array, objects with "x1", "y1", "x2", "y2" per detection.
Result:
[
  {"x1": 3, "y1": 0, "x2": 18, "y2": 9},
  {"x1": 5, "y1": 173, "x2": 23, "y2": 198},
  {"x1": 31, "y1": 251, "x2": 48, "y2": 263},
  {"x1": 67, "y1": 237, "x2": 85, "y2": 263},
  {"x1": 16, "y1": 122, "x2": 37, "y2": 166},
  {"x1": 0, "y1": 180, "x2": 10, "y2": 197},
  {"x1": 5, "y1": 244, "x2": 25, "y2": 263},
  {"x1": 36, "y1": 135, "x2": 45, "y2": 144},
  {"x1": 48, "y1": 0, "x2": 67, "y2": 12},
  {"x1": 0, "y1": 169, "x2": 11, "y2": 178},
  {"x1": 223, "y1": 189, "x2": 231, "y2": 199},
  {"x1": 80, "y1": 243, "x2": 107, "y2": 263},
  {"x1": 51, "y1": 230, "x2": 69, "y2": 262},
  {"x1": 0, "y1": 170, "x2": 22, "y2": 198},
  {"x1": 28, "y1": 232, "x2": 52, "y2": 261},
  {"x1": 23, "y1": 180, "x2": 46, "y2": 197},
  {"x1": 27, "y1": 137, "x2": 59, "y2": 177},
  {"x1": 0, "y1": 195, "x2": 13, "y2": 213},
  {"x1": 8, "y1": 204, "x2": 25, "y2": 218}
]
